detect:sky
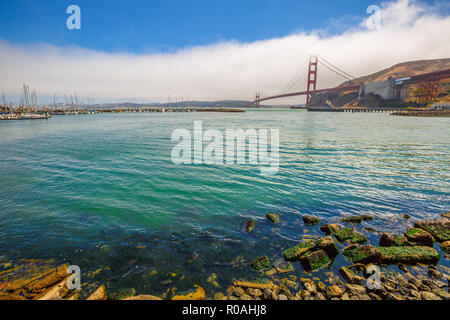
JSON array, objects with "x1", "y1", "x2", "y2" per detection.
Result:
[{"x1": 0, "y1": 0, "x2": 449, "y2": 104}]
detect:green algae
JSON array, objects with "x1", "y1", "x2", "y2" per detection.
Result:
[
  {"x1": 282, "y1": 242, "x2": 315, "y2": 261},
  {"x1": 251, "y1": 256, "x2": 271, "y2": 271},
  {"x1": 245, "y1": 220, "x2": 256, "y2": 232},
  {"x1": 341, "y1": 215, "x2": 373, "y2": 223},
  {"x1": 320, "y1": 224, "x2": 339, "y2": 235},
  {"x1": 378, "y1": 246, "x2": 439, "y2": 265},
  {"x1": 343, "y1": 245, "x2": 380, "y2": 264},
  {"x1": 302, "y1": 215, "x2": 320, "y2": 226},
  {"x1": 315, "y1": 236, "x2": 340, "y2": 257},
  {"x1": 414, "y1": 221, "x2": 450, "y2": 243},
  {"x1": 299, "y1": 249, "x2": 332, "y2": 271},
  {"x1": 266, "y1": 213, "x2": 280, "y2": 224},
  {"x1": 334, "y1": 228, "x2": 367, "y2": 244}
]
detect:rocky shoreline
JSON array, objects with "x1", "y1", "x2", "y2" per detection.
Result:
[
  {"x1": 0, "y1": 212, "x2": 449, "y2": 301},
  {"x1": 391, "y1": 110, "x2": 450, "y2": 117}
]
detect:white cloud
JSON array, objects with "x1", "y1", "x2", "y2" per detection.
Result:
[{"x1": 0, "y1": 0, "x2": 449, "y2": 104}]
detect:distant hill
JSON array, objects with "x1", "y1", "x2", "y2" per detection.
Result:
[
  {"x1": 94, "y1": 100, "x2": 293, "y2": 109},
  {"x1": 341, "y1": 58, "x2": 450, "y2": 86}
]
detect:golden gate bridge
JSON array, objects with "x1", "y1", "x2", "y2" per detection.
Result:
[{"x1": 254, "y1": 56, "x2": 450, "y2": 108}]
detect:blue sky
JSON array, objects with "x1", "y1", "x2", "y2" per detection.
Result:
[{"x1": 0, "y1": 0, "x2": 425, "y2": 53}]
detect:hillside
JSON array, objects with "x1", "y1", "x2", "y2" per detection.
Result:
[
  {"x1": 341, "y1": 58, "x2": 450, "y2": 87},
  {"x1": 309, "y1": 58, "x2": 450, "y2": 109}
]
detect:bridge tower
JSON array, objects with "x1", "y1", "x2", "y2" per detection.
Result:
[
  {"x1": 306, "y1": 55, "x2": 318, "y2": 106},
  {"x1": 255, "y1": 93, "x2": 260, "y2": 108}
]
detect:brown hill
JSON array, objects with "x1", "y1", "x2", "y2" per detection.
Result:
[{"x1": 341, "y1": 58, "x2": 450, "y2": 87}]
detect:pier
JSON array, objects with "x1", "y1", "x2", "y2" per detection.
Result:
[
  {"x1": 0, "y1": 113, "x2": 51, "y2": 121},
  {"x1": 307, "y1": 108, "x2": 401, "y2": 113}
]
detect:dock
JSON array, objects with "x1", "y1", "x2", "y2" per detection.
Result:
[
  {"x1": 307, "y1": 108, "x2": 403, "y2": 113},
  {"x1": 0, "y1": 113, "x2": 51, "y2": 121}
]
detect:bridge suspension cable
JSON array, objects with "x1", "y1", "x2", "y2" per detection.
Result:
[
  {"x1": 276, "y1": 60, "x2": 308, "y2": 95},
  {"x1": 318, "y1": 57, "x2": 355, "y2": 81}
]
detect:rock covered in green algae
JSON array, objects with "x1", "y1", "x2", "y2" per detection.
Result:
[
  {"x1": 340, "y1": 215, "x2": 373, "y2": 223},
  {"x1": 302, "y1": 215, "x2": 320, "y2": 226},
  {"x1": 440, "y1": 241, "x2": 450, "y2": 255},
  {"x1": 315, "y1": 236, "x2": 339, "y2": 258},
  {"x1": 379, "y1": 233, "x2": 409, "y2": 247},
  {"x1": 299, "y1": 250, "x2": 331, "y2": 271},
  {"x1": 245, "y1": 220, "x2": 256, "y2": 232},
  {"x1": 251, "y1": 256, "x2": 271, "y2": 271},
  {"x1": 343, "y1": 245, "x2": 381, "y2": 264},
  {"x1": 282, "y1": 242, "x2": 316, "y2": 261},
  {"x1": 404, "y1": 228, "x2": 435, "y2": 247},
  {"x1": 378, "y1": 246, "x2": 440, "y2": 265},
  {"x1": 414, "y1": 219, "x2": 450, "y2": 243},
  {"x1": 266, "y1": 213, "x2": 280, "y2": 224},
  {"x1": 343, "y1": 244, "x2": 439, "y2": 266},
  {"x1": 320, "y1": 224, "x2": 339, "y2": 235},
  {"x1": 363, "y1": 227, "x2": 378, "y2": 233},
  {"x1": 334, "y1": 228, "x2": 367, "y2": 244},
  {"x1": 282, "y1": 236, "x2": 339, "y2": 262}
]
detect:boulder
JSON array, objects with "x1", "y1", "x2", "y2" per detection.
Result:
[
  {"x1": 302, "y1": 215, "x2": 320, "y2": 226},
  {"x1": 300, "y1": 278, "x2": 317, "y2": 294},
  {"x1": 404, "y1": 228, "x2": 435, "y2": 246},
  {"x1": 36, "y1": 278, "x2": 70, "y2": 300},
  {"x1": 334, "y1": 228, "x2": 367, "y2": 244},
  {"x1": 427, "y1": 266, "x2": 442, "y2": 280},
  {"x1": 343, "y1": 245, "x2": 381, "y2": 264},
  {"x1": 414, "y1": 219, "x2": 450, "y2": 243},
  {"x1": 326, "y1": 285, "x2": 343, "y2": 298},
  {"x1": 378, "y1": 246, "x2": 439, "y2": 265},
  {"x1": 2, "y1": 265, "x2": 69, "y2": 300},
  {"x1": 420, "y1": 291, "x2": 441, "y2": 300},
  {"x1": 339, "y1": 267, "x2": 364, "y2": 284},
  {"x1": 341, "y1": 215, "x2": 373, "y2": 223},
  {"x1": 86, "y1": 285, "x2": 107, "y2": 300},
  {"x1": 320, "y1": 224, "x2": 339, "y2": 235},
  {"x1": 314, "y1": 292, "x2": 326, "y2": 300},
  {"x1": 250, "y1": 256, "x2": 271, "y2": 271},
  {"x1": 232, "y1": 281, "x2": 276, "y2": 291},
  {"x1": 299, "y1": 249, "x2": 331, "y2": 271},
  {"x1": 266, "y1": 213, "x2": 280, "y2": 224},
  {"x1": 25, "y1": 265, "x2": 68, "y2": 295},
  {"x1": 344, "y1": 284, "x2": 367, "y2": 296},
  {"x1": 440, "y1": 241, "x2": 450, "y2": 255},
  {"x1": 246, "y1": 288, "x2": 263, "y2": 298},
  {"x1": 282, "y1": 242, "x2": 315, "y2": 261},
  {"x1": 245, "y1": 220, "x2": 256, "y2": 232},
  {"x1": 432, "y1": 288, "x2": 450, "y2": 300},
  {"x1": 172, "y1": 285, "x2": 206, "y2": 300},
  {"x1": 315, "y1": 236, "x2": 339, "y2": 258},
  {"x1": 379, "y1": 233, "x2": 409, "y2": 247}
]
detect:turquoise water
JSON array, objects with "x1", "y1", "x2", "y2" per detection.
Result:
[{"x1": 0, "y1": 110, "x2": 449, "y2": 296}]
